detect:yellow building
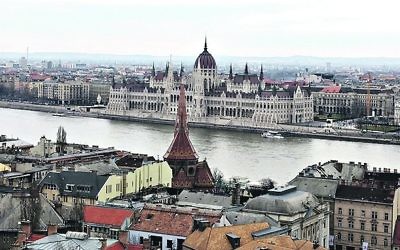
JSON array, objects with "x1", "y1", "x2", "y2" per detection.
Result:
[
  {"x1": 97, "y1": 161, "x2": 172, "y2": 203},
  {"x1": 0, "y1": 163, "x2": 11, "y2": 172}
]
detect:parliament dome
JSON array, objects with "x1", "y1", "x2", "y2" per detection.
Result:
[{"x1": 194, "y1": 38, "x2": 216, "y2": 69}]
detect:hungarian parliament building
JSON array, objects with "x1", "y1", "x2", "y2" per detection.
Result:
[{"x1": 106, "y1": 39, "x2": 314, "y2": 126}]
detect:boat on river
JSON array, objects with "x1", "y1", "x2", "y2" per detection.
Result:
[{"x1": 261, "y1": 131, "x2": 284, "y2": 139}]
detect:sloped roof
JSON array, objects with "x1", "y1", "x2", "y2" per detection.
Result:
[
  {"x1": 183, "y1": 222, "x2": 269, "y2": 250},
  {"x1": 335, "y1": 184, "x2": 395, "y2": 204},
  {"x1": 321, "y1": 85, "x2": 341, "y2": 93},
  {"x1": 225, "y1": 211, "x2": 279, "y2": 227},
  {"x1": 130, "y1": 204, "x2": 221, "y2": 237},
  {"x1": 164, "y1": 84, "x2": 198, "y2": 162},
  {"x1": 83, "y1": 205, "x2": 134, "y2": 228},
  {"x1": 106, "y1": 242, "x2": 143, "y2": 250},
  {"x1": 39, "y1": 171, "x2": 108, "y2": 199},
  {"x1": 244, "y1": 190, "x2": 320, "y2": 215},
  {"x1": 26, "y1": 233, "x2": 117, "y2": 250},
  {"x1": 172, "y1": 161, "x2": 214, "y2": 189},
  {"x1": 233, "y1": 74, "x2": 260, "y2": 84},
  {"x1": 0, "y1": 193, "x2": 64, "y2": 231},
  {"x1": 236, "y1": 235, "x2": 327, "y2": 250},
  {"x1": 177, "y1": 190, "x2": 232, "y2": 209},
  {"x1": 289, "y1": 176, "x2": 339, "y2": 199}
]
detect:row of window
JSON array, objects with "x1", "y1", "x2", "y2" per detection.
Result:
[
  {"x1": 337, "y1": 219, "x2": 389, "y2": 233},
  {"x1": 337, "y1": 233, "x2": 388, "y2": 246},
  {"x1": 337, "y1": 208, "x2": 389, "y2": 220}
]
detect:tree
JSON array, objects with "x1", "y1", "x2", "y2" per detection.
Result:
[
  {"x1": 56, "y1": 126, "x2": 67, "y2": 155},
  {"x1": 259, "y1": 178, "x2": 275, "y2": 190},
  {"x1": 212, "y1": 168, "x2": 226, "y2": 194}
]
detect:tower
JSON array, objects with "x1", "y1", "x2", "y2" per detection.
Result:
[
  {"x1": 164, "y1": 84, "x2": 214, "y2": 190},
  {"x1": 192, "y1": 37, "x2": 217, "y2": 118}
]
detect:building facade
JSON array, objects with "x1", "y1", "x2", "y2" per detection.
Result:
[
  {"x1": 334, "y1": 184, "x2": 394, "y2": 250},
  {"x1": 313, "y1": 86, "x2": 394, "y2": 118},
  {"x1": 243, "y1": 185, "x2": 330, "y2": 248},
  {"x1": 37, "y1": 79, "x2": 90, "y2": 105},
  {"x1": 106, "y1": 39, "x2": 314, "y2": 125}
]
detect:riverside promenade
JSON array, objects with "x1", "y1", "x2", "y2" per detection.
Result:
[{"x1": 1, "y1": 101, "x2": 400, "y2": 145}]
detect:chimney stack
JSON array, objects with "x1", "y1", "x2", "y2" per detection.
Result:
[
  {"x1": 118, "y1": 230, "x2": 129, "y2": 246},
  {"x1": 47, "y1": 224, "x2": 58, "y2": 236},
  {"x1": 232, "y1": 181, "x2": 241, "y2": 206},
  {"x1": 99, "y1": 238, "x2": 107, "y2": 250},
  {"x1": 21, "y1": 220, "x2": 31, "y2": 237}
]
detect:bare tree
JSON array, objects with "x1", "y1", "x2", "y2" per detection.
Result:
[{"x1": 56, "y1": 126, "x2": 67, "y2": 155}]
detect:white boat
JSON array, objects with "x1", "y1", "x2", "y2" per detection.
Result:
[
  {"x1": 52, "y1": 113, "x2": 65, "y2": 117},
  {"x1": 261, "y1": 131, "x2": 284, "y2": 139}
]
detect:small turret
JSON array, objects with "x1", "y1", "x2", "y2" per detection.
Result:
[
  {"x1": 151, "y1": 62, "x2": 155, "y2": 77},
  {"x1": 165, "y1": 62, "x2": 169, "y2": 76},
  {"x1": 180, "y1": 63, "x2": 184, "y2": 78},
  {"x1": 259, "y1": 64, "x2": 264, "y2": 80},
  {"x1": 229, "y1": 64, "x2": 233, "y2": 80}
]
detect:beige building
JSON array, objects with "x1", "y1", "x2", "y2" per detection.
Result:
[
  {"x1": 313, "y1": 86, "x2": 394, "y2": 118},
  {"x1": 37, "y1": 79, "x2": 90, "y2": 105},
  {"x1": 334, "y1": 183, "x2": 394, "y2": 250},
  {"x1": 106, "y1": 40, "x2": 314, "y2": 125}
]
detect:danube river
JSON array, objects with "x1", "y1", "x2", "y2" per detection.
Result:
[{"x1": 1, "y1": 107, "x2": 400, "y2": 184}]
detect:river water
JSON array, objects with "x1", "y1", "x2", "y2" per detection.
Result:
[{"x1": 1, "y1": 108, "x2": 399, "y2": 184}]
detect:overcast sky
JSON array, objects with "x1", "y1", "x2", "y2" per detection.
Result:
[{"x1": 1, "y1": 0, "x2": 400, "y2": 57}]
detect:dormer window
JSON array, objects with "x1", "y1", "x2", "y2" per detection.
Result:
[
  {"x1": 65, "y1": 184, "x2": 74, "y2": 192},
  {"x1": 77, "y1": 185, "x2": 91, "y2": 193}
]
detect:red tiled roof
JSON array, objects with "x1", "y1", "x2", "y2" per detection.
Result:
[
  {"x1": 27, "y1": 234, "x2": 46, "y2": 242},
  {"x1": 130, "y1": 205, "x2": 221, "y2": 237},
  {"x1": 321, "y1": 85, "x2": 341, "y2": 93},
  {"x1": 83, "y1": 205, "x2": 134, "y2": 227},
  {"x1": 106, "y1": 242, "x2": 143, "y2": 250}
]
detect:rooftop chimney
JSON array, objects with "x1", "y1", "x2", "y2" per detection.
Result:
[
  {"x1": 99, "y1": 237, "x2": 107, "y2": 250},
  {"x1": 21, "y1": 220, "x2": 31, "y2": 237},
  {"x1": 226, "y1": 233, "x2": 241, "y2": 248},
  {"x1": 232, "y1": 182, "x2": 241, "y2": 206},
  {"x1": 47, "y1": 224, "x2": 58, "y2": 236},
  {"x1": 118, "y1": 230, "x2": 129, "y2": 246}
]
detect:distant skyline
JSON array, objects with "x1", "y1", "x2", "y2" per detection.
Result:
[{"x1": 1, "y1": 0, "x2": 400, "y2": 58}]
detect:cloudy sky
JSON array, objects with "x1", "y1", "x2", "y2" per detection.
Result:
[{"x1": 1, "y1": 0, "x2": 400, "y2": 57}]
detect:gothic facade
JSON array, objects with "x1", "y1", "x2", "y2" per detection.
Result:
[{"x1": 106, "y1": 39, "x2": 314, "y2": 125}]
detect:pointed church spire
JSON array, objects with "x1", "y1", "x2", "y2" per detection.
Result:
[
  {"x1": 204, "y1": 36, "x2": 208, "y2": 51},
  {"x1": 259, "y1": 64, "x2": 264, "y2": 80},
  {"x1": 175, "y1": 84, "x2": 188, "y2": 135},
  {"x1": 164, "y1": 84, "x2": 198, "y2": 162},
  {"x1": 165, "y1": 62, "x2": 169, "y2": 76},
  {"x1": 152, "y1": 62, "x2": 155, "y2": 77},
  {"x1": 180, "y1": 62, "x2": 184, "y2": 78},
  {"x1": 244, "y1": 63, "x2": 249, "y2": 75},
  {"x1": 229, "y1": 64, "x2": 233, "y2": 80},
  {"x1": 111, "y1": 74, "x2": 115, "y2": 88}
]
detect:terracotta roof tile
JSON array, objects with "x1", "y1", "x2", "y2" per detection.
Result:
[
  {"x1": 83, "y1": 205, "x2": 134, "y2": 228},
  {"x1": 184, "y1": 222, "x2": 269, "y2": 250},
  {"x1": 130, "y1": 204, "x2": 221, "y2": 237}
]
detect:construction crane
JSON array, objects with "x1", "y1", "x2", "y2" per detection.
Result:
[{"x1": 366, "y1": 72, "x2": 372, "y2": 116}]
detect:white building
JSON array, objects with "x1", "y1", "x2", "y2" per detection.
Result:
[
  {"x1": 242, "y1": 185, "x2": 330, "y2": 248},
  {"x1": 106, "y1": 39, "x2": 314, "y2": 126}
]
